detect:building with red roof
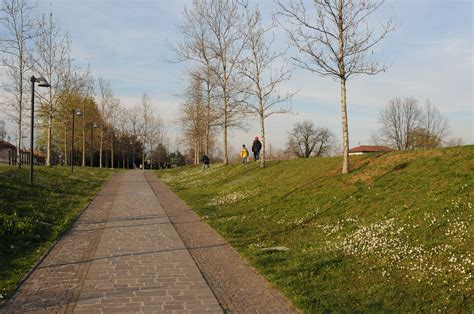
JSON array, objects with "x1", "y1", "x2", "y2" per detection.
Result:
[
  {"x1": 348, "y1": 145, "x2": 392, "y2": 156},
  {"x1": 0, "y1": 140, "x2": 46, "y2": 165}
]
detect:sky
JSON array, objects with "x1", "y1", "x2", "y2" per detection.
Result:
[{"x1": 2, "y1": 0, "x2": 473, "y2": 153}]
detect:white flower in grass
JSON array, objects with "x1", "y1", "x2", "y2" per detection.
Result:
[{"x1": 208, "y1": 190, "x2": 255, "y2": 207}]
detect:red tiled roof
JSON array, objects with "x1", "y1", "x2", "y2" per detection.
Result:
[
  {"x1": 33, "y1": 149, "x2": 46, "y2": 158},
  {"x1": 0, "y1": 140, "x2": 16, "y2": 149},
  {"x1": 20, "y1": 148, "x2": 47, "y2": 158},
  {"x1": 349, "y1": 145, "x2": 392, "y2": 153}
]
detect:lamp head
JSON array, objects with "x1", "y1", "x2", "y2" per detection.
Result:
[{"x1": 36, "y1": 76, "x2": 50, "y2": 88}]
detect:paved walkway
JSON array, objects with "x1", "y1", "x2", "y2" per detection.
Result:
[{"x1": 2, "y1": 171, "x2": 295, "y2": 313}]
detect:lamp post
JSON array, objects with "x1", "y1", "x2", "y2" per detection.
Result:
[
  {"x1": 71, "y1": 109, "x2": 83, "y2": 173},
  {"x1": 29, "y1": 76, "x2": 50, "y2": 185}
]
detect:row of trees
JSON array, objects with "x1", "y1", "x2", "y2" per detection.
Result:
[
  {"x1": 0, "y1": 0, "x2": 169, "y2": 169},
  {"x1": 174, "y1": 0, "x2": 294, "y2": 168},
  {"x1": 41, "y1": 85, "x2": 168, "y2": 170},
  {"x1": 176, "y1": 1, "x2": 463, "y2": 166},
  {"x1": 174, "y1": 0, "x2": 395, "y2": 172}
]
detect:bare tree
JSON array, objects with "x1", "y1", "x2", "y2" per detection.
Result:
[
  {"x1": 97, "y1": 77, "x2": 114, "y2": 168},
  {"x1": 139, "y1": 92, "x2": 153, "y2": 169},
  {"x1": 179, "y1": 71, "x2": 208, "y2": 165},
  {"x1": 116, "y1": 106, "x2": 129, "y2": 169},
  {"x1": 179, "y1": 0, "x2": 249, "y2": 165},
  {"x1": 148, "y1": 115, "x2": 164, "y2": 169},
  {"x1": 376, "y1": 97, "x2": 423, "y2": 150},
  {"x1": 107, "y1": 97, "x2": 120, "y2": 169},
  {"x1": 126, "y1": 105, "x2": 141, "y2": 168},
  {"x1": 32, "y1": 9, "x2": 70, "y2": 166},
  {"x1": 419, "y1": 100, "x2": 449, "y2": 148},
  {"x1": 0, "y1": 0, "x2": 38, "y2": 167},
  {"x1": 55, "y1": 62, "x2": 88, "y2": 166},
  {"x1": 240, "y1": 6, "x2": 294, "y2": 167},
  {"x1": 444, "y1": 137, "x2": 464, "y2": 148},
  {"x1": 286, "y1": 120, "x2": 334, "y2": 157},
  {"x1": 276, "y1": 0, "x2": 395, "y2": 173},
  {"x1": 173, "y1": 2, "x2": 220, "y2": 156},
  {"x1": 78, "y1": 69, "x2": 94, "y2": 167}
]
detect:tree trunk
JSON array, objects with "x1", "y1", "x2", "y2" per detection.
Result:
[
  {"x1": 259, "y1": 107, "x2": 265, "y2": 168},
  {"x1": 16, "y1": 122, "x2": 21, "y2": 167},
  {"x1": 17, "y1": 51, "x2": 24, "y2": 168},
  {"x1": 122, "y1": 141, "x2": 125, "y2": 169},
  {"x1": 111, "y1": 133, "x2": 114, "y2": 169},
  {"x1": 99, "y1": 128, "x2": 103, "y2": 168},
  {"x1": 338, "y1": 0, "x2": 349, "y2": 174},
  {"x1": 82, "y1": 115, "x2": 86, "y2": 167},
  {"x1": 46, "y1": 109, "x2": 53, "y2": 166},
  {"x1": 142, "y1": 139, "x2": 145, "y2": 170},
  {"x1": 340, "y1": 77, "x2": 349, "y2": 174},
  {"x1": 223, "y1": 90, "x2": 228, "y2": 165},
  {"x1": 64, "y1": 123, "x2": 68, "y2": 165},
  {"x1": 150, "y1": 149, "x2": 153, "y2": 169},
  {"x1": 205, "y1": 68, "x2": 212, "y2": 156}
]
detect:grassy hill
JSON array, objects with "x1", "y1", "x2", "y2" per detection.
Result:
[
  {"x1": 0, "y1": 165, "x2": 116, "y2": 302},
  {"x1": 156, "y1": 146, "x2": 473, "y2": 312}
]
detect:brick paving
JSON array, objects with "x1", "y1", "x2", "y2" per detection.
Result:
[
  {"x1": 2, "y1": 171, "x2": 221, "y2": 313},
  {"x1": 145, "y1": 172, "x2": 297, "y2": 314},
  {"x1": 2, "y1": 170, "x2": 297, "y2": 313}
]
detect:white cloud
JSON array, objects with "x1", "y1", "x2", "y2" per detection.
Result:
[{"x1": 27, "y1": 0, "x2": 471, "y2": 151}]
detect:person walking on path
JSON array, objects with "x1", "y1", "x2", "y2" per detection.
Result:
[
  {"x1": 240, "y1": 145, "x2": 249, "y2": 164},
  {"x1": 201, "y1": 153, "x2": 210, "y2": 171},
  {"x1": 251, "y1": 136, "x2": 262, "y2": 161}
]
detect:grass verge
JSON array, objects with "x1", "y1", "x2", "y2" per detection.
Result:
[
  {"x1": 156, "y1": 146, "x2": 473, "y2": 312},
  {"x1": 0, "y1": 165, "x2": 116, "y2": 301}
]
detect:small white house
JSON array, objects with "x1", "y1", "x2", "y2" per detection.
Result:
[{"x1": 0, "y1": 140, "x2": 16, "y2": 164}]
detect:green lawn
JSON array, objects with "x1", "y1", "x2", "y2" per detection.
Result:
[
  {"x1": 0, "y1": 165, "x2": 115, "y2": 301},
  {"x1": 156, "y1": 146, "x2": 473, "y2": 312}
]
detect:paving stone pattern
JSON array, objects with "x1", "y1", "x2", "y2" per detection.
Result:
[
  {"x1": 2, "y1": 175, "x2": 121, "y2": 313},
  {"x1": 3, "y1": 171, "x2": 297, "y2": 313},
  {"x1": 145, "y1": 172, "x2": 297, "y2": 314},
  {"x1": 2, "y1": 171, "x2": 222, "y2": 313}
]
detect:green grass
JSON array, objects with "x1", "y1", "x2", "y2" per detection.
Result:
[
  {"x1": 156, "y1": 146, "x2": 474, "y2": 312},
  {"x1": 0, "y1": 165, "x2": 116, "y2": 301}
]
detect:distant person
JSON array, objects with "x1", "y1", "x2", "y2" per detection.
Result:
[
  {"x1": 240, "y1": 144, "x2": 249, "y2": 164},
  {"x1": 251, "y1": 136, "x2": 262, "y2": 161},
  {"x1": 201, "y1": 153, "x2": 210, "y2": 171}
]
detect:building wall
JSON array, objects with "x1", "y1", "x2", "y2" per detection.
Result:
[{"x1": 0, "y1": 148, "x2": 15, "y2": 164}]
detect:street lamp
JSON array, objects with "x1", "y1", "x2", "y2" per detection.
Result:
[
  {"x1": 29, "y1": 76, "x2": 50, "y2": 185},
  {"x1": 71, "y1": 109, "x2": 83, "y2": 173}
]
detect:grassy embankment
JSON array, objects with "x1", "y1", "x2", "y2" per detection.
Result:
[
  {"x1": 156, "y1": 146, "x2": 473, "y2": 312},
  {"x1": 0, "y1": 165, "x2": 116, "y2": 301}
]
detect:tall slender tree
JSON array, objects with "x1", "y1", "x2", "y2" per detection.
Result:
[
  {"x1": 179, "y1": 71, "x2": 208, "y2": 164},
  {"x1": 32, "y1": 9, "x2": 71, "y2": 166},
  {"x1": 277, "y1": 0, "x2": 395, "y2": 173},
  {"x1": 240, "y1": 6, "x2": 294, "y2": 167},
  {"x1": 97, "y1": 77, "x2": 113, "y2": 168},
  {"x1": 173, "y1": 1, "x2": 220, "y2": 156},
  {"x1": 176, "y1": 0, "x2": 249, "y2": 165},
  {"x1": 0, "y1": 0, "x2": 38, "y2": 167},
  {"x1": 139, "y1": 92, "x2": 153, "y2": 169}
]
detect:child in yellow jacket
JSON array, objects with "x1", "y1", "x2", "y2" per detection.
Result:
[{"x1": 240, "y1": 145, "x2": 249, "y2": 164}]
